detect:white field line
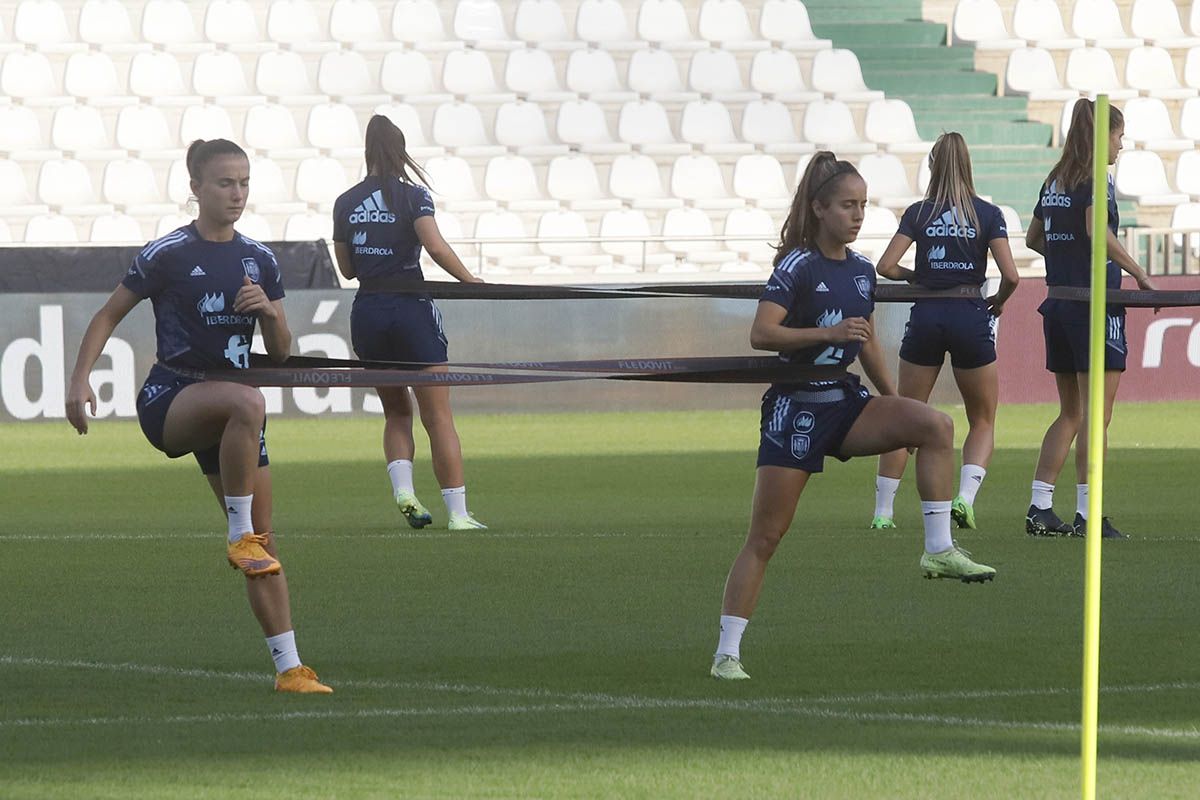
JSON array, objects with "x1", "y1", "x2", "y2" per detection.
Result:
[{"x1": 3, "y1": 655, "x2": 1200, "y2": 740}]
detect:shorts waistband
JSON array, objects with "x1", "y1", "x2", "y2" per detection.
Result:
[{"x1": 784, "y1": 387, "x2": 848, "y2": 404}]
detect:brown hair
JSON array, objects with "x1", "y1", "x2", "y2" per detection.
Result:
[
  {"x1": 774, "y1": 151, "x2": 861, "y2": 265},
  {"x1": 1049, "y1": 99, "x2": 1125, "y2": 192},
  {"x1": 923, "y1": 132, "x2": 980, "y2": 237},
  {"x1": 185, "y1": 138, "x2": 247, "y2": 183},
  {"x1": 364, "y1": 114, "x2": 430, "y2": 216}
]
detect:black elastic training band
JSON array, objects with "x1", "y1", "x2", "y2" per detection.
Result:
[{"x1": 1047, "y1": 287, "x2": 1200, "y2": 307}]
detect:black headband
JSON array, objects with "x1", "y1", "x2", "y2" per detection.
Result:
[{"x1": 810, "y1": 161, "x2": 857, "y2": 198}]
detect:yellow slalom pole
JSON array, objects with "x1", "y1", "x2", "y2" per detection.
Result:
[{"x1": 1080, "y1": 94, "x2": 1109, "y2": 800}]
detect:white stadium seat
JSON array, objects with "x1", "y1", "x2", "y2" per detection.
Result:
[
  {"x1": 503, "y1": 47, "x2": 575, "y2": 102},
  {"x1": 1071, "y1": 0, "x2": 1144, "y2": 49},
  {"x1": 380, "y1": 50, "x2": 453, "y2": 105},
  {"x1": 1121, "y1": 97, "x2": 1193, "y2": 150},
  {"x1": 1114, "y1": 150, "x2": 1188, "y2": 205},
  {"x1": 864, "y1": 100, "x2": 932, "y2": 154},
  {"x1": 1174, "y1": 150, "x2": 1200, "y2": 199},
  {"x1": 494, "y1": 101, "x2": 569, "y2": 157},
  {"x1": 115, "y1": 105, "x2": 183, "y2": 160},
  {"x1": 235, "y1": 212, "x2": 274, "y2": 241},
  {"x1": 0, "y1": 106, "x2": 56, "y2": 161},
  {"x1": 861, "y1": 205, "x2": 899, "y2": 238},
  {"x1": 473, "y1": 211, "x2": 549, "y2": 270},
  {"x1": 575, "y1": 0, "x2": 644, "y2": 50},
  {"x1": 442, "y1": 49, "x2": 518, "y2": 104},
  {"x1": 628, "y1": 47, "x2": 699, "y2": 103},
  {"x1": 662, "y1": 206, "x2": 736, "y2": 263},
  {"x1": 0, "y1": 220, "x2": 11, "y2": 243},
  {"x1": 565, "y1": 49, "x2": 637, "y2": 102},
  {"x1": 1, "y1": 51, "x2": 68, "y2": 107},
  {"x1": 537, "y1": 210, "x2": 612, "y2": 267},
  {"x1": 546, "y1": 153, "x2": 621, "y2": 211},
  {"x1": 294, "y1": 156, "x2": 348, "y2": 208},
  {"x1": 453, "y1": 0, "x2": 519, "y2": 50},
  {"x1": 600, "y1": 207, "x2": 672, "y2": 266},
  {"x1": 740, "y1": 99, "x2": 813, "y2": 155},
  {"x1": 810, "y1": 49, "x2": 885, "y2": 103},
  {"x1": 317, "y1": 50, "x2": 390, "y2": 105},
  {"x1": 306, "y1": 103, "x2": 363, "y2": 158},
  {"x1": 1186, "y1": 47, "x2": 1200, "y2": 88},
  {"x1": 1005, "y1": 47, "x2": 1078, "y2": 100},
  {"x1": 14, "y1": 0, "x2": 84, "y2": 53},
  {"x1": 1170, "y1": 202, "x2": 1200, "y2": 254},
  {"x1": 25, "y1": 214, "x2": 79, "y2": 243},
  {"x1": 556, "y1": 99, "x2": 630, "y2": 154},
  {"x1": 64, "y1": 52, "x2": 137, "y2": 108},
  {"x1": 617, "y1": 99, "x2": 691, "y2": 155},
  {"x1": 248, "y1": 156, "x2": 307, "y2": 215},
  {"x1": 424, "y1": 155, "x2": 497, "y2": 212},
  {"x1": 0, "y1": 158, "x2": 50, "y2": 217},
  {"x1": 50, "y1": 104, "x2": 124, "y2": 161},
  {"x1": 732, "y1": 153, "x2": 792, "y2": 209},
  {"x1": 1064, "y1": 47, "x2": 1138, "y2": 99},
  {"x1": 329, "y1": 0, "x2": 389, "y2": 51},
  {"x1": 483, "y1": 154, "x2": 558, "y2": 211},
  {"x1": 637, "y1": 0, "x2": 705, "y2": 51},
  {"x1": 758, "y1": 0, "x2": 832, "y2": 50},
  {"x1": 90, "y1": 213, "x2": 144, "y2": 243},
  {"x1": 267, "y1": 0, "x2": 336, "y2": 52},
  {"x1": 1181, "y1": 97, "x2": 1200, "y2": 138},
  {"x1": 373, "y1": 103, "x2": 442, "y2": 158},
  {"x1": 165, "y1": 160, "x2": 191, "y2": 205},
  {"x1": 204, "y1": 0, "x2": 271, "y2": 52},
  {"x1": 670, "y1": 153, "x2": 743, "y2": 209},
  {"x1": 688, "y1": 48, "x2": 760, "y2": 102},
  {"x1": 80, "y1": 0, "x2": 148, "y2": 52},
  {"x1": 283, "y1": 211, "x2": 334, "y2": 241},
  {"x1": 514, "y1": 0, "x2": 582, "y2": 50},
  {"x1": 192, "y1": 51, "x2": 266, "y2": 106},
  {"x1": 1130, "y1": 0, "x2": 1200, "y2": 48},
  {"x1": 698, "y1": 0, "x2": 769, "y2": 51},
  {"x1": 680, "y1": 100, "x2": 755, "y2": 155},
  {"x1": 749, "y1": 48, "x2": 822, "y2": 103},
  {"x1": 129, "y1": 51, "x2": 201, "y2": 107},
  {"x1": 609, "y1": 152, "x2": 682, "y2": 209},
  {"x1": 1125, "y1": 46, "x2": 1198, "y2": 99},
  {"x1": 142, "y1": 0, "x2": 211, "y2": 52},
  {"x1": 856, "y1": 153, "x2": 921, "y2": 209},
  {"x1": 244, "y1": 103, "x2": 318, "y2": 160},
  {"x1": 952, "y1": 0, "x2": 1024, "y2": 50},
  {"x1": 723, "y1": 206, "x2": 776, "y2": 261},
  {"x1": 802, "y1": 99, "x2": 876, "y2": 154},
  {"x1": 256, "y1": 50, "x2": 327, "y2": 106},
  {"x1": 1012, "y1": 0, "x2": 1085, "y2": 49},
  {"x1": 431, "y1": 101, "x2": 506, "y2": 157},
  {"x1": 392, "y1": 0, "x2": 461, "y2": 52},
  {"x1": 1191, "y1": 1, "x2": 1200, "y2": 36},
  {"x1": 37, "y1": 158, "x2": 112, "y2": 216}
]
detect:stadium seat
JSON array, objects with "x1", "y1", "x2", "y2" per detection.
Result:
[
  {"x1": 1064, "y1": 47, "x2": 1138, "y2": 99},
  {"x1": 1122, "y1": 97, "x2": 1193, "y2": 150},
  {"x1": 283, "y1": 211, "x2": 334, "y2": 241},
  {"x1": 687, "y1": 48, "x2": 760, "y2": 102},
  {"x1": 1125, "y1": 46, "x2": 1198, "y2": 99},
  {"x1": 483, "y1": 154, "x2": 558, "y2": 210},
  {"x1": 810, "y1": 49, "x2": 885, "y2": 103},
  {"x1": 0, "y1": 219, "x2": 11, "y2": 243},
  {"x1": 474, "y1": 210, "x2": 550, "y2": 270},
  {"x1": 864, "y1": 100, "x2": 932, "y2": 154},
  {"x1": 129, "y1": 51, "x2": 200, "y2": 107},
  {"x1": 50, "y1": 104, "x2": 124, "y2": 161},
  {"x1": 1059, "y1": 96, "x2": 1083, "y2": 140},
  {"x1": 802, "y1": 99, "x2": 876, "y2": 154},
  {"x1": 1071, "y1": 0, "x2": 1144, "y2": 49},
  {"x1": 235, "y1": 212, "x2": 274, "y2": 241},
  {"x1": 267, "y1": 0, "x2": 337, "y2": 52},
  {"x1": 294, "y1": 156, "x2": 348, "y2": 208},
  {"x1": 575, "y1": 0, "x2": 644, "y2": 50},
  {"x1": 380, "y1": 50, "x2": 453, "y2": 105},
  {"x1": 680, "y1": 100, "x2": 755, "y2": 155},
  {"x1": 1005, "y1": 47, "x2": 1078, "y2": 100},
  {"x1": 670, "y1": 153, "x2": 743, "y2": 209},
  {"x1": 1191, "y1": 0, "x2": 1200, "y2": 36},
  {"x1": 1186, "y1": 47, "x2": 1200, "y2": 88},
  {"x1": 329, "y1": 0, "x2": 390, "y2": 51},
  {"x1": 0, "y1": 106, "x2": 56, "y2": 161},
  {"x1": 37, "y1": 158, "x2": 112, "y2": 216},
  {"x1": 546, "y1": 153, "x2": 621, "y2": 210},
  {"x1": 537, "y1": 210, "x2": 612, "y2": 267},
  {"x1": 732, "y1": 153, "x2": 791, "y2": 208},
  {"x1": 165, "y1": 159, "x2": 191, "y2": 205},
  {"x1": 442, "y1": 48, "x2": 518, "y2": 104},
  {"x1": 80, "y1": 0, "x2": 149, "y2": 52},
  {"x1": 24, "y1": 213, "x2": 79, "y2": 243},
  {"x1": 373, "y1": 102, "x2": 443, "y2": 159},
  {"x1": 627, "y1": 47, "x2": 699, "y2": 103},
  {"x1": 424, "y1": 154, "x2": 497, "y2": 212},
  {"x1": 599, "y1": 207, "x2": 673, "y2": 266},
  {"x1": 192, "y1": 51, "x2": 266, "y2": 106},
  {"x1": 0, "y1": 158, "x2": 50, "y2": 217},
  {"x1": 1175, "y1": 150, "x2": 1200, "y2": 199},
  {"x1": 306, "y1": 103, "x2": 364, "y2": 159},
  {"x1": 1131, "y1": 0, "x2": 1200, "y2": 48},
  {"x1": 637, "y1": 0, "x2": 706, "y2": 51},
  {"x1": 748, "y1": 48, "x2": 822, "y2": 103},
  {"x1": 861, "y1": 205, "x2": 900, "y2": 238},
  {"x1": 391, "y1": 0, "x2": 461, "y2": 52},
  {"x1": 1170, "y1": 202, "x2": 1200, "y2": 254},
  {"x1": 952, "y1": 0, "x2": 1024, "y2": 49},
  {"x1": 141, "y1": 0, "x2": 212, "y2": 52},
  {"x1": 494, "y1": 100, "x2": 569, "y2": 157},
  {"x1": 180, "y1": 104, "x2": 235, "y2": 145},
  {"x1": 317, "y1": 50, "x2": 390, "y2": 106},
  {"x1": 244, "y1": 103, "x2": 318, "y2": 160},
  {"x1": 565, "y1": 49, "x2": 637, "y2": 102},
  {"x1": 698, "y1": 0, "x2": 770, "y2": 51},
  {"x1": 504, "y1": 47, "x2": 575, "y2": 102},
  {"x1": 1012, "y1": 0, "x2": 1085, "y2": 49},
  {"x1": 255, "y1": 50, "x2": 328, "y2": 106},
  {"x1": 63, "y1": 52, "x2": 137, "y2": 108},
  {"x1": 453, "y1": 0, "x2": 519, "y2": 50},
  {"x1": 1, "y1": 51, "x2": 69, "y2": 107},
  {"x1": 556, "y1": 99, "x2": 630, "y2": 154},
  {"x1": 617, "y1": 99, "x2": 691, "y2": 155},
  {"x1": 90, "y1": 213, "x2": 144, "y2": 243},
  {"x1": 1114, "y1": 150, "x2": 1189, "y2": 205},
  {"x1": 514, "y1": 0, "x2": 582, "y2": 50},
  {"x1": 204, "y1": 0, "x2": 271, "y2": 52},
  {"x1": 14, "y1": 0, "x2": 84, "y2": 53},
  {"x1": 758, "y1": 0, "x2": 832, "y2": 50},
  {"x1": 740, "y1": 99, "x2": 812, "y2": 154},
  {"x1": 609, "y1": 152, "x2": 682, "y2": 209},
  {"x1": 115, "y1": 105, "x2": 183, "y2": 161},
  {"x1": 248, "y1": 155, "x2": 307, "y2": 215},
  {"x1": 432, "y1": 102, "x2": 506, "y2": 157},
  {"x1": 1181, "y1": 96, "x2": 1200, "y2": 138},
  {"x1": 662, "y1": 206, "x2": 736, "y2": 263},
  {"x1": 856, "y1": 153, "x2": 922, "y2": 209},
  {"x1": 723, "y1": 205, "x2": 776, "y2": 261}
]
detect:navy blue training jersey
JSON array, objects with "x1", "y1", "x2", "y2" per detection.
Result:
[
  {"x1": 898, "y1": 197, "x2": 1007, "y2": 289},
  {"x1": 761, "y1": 247, "x2": 876, "y2": 390},
  {"x1": 121, "y1": 224, "x2": 285, "y2": 370},
  {"x1": 1033, "y1": 175, "x2": 1121, "y2": 319},
  {"x1": 332, "y1": 176, "x2": 435, "y2": 282}
]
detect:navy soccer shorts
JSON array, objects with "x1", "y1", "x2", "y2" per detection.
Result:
[
  {"x1": 756, "y1": 383, "x2": 873, "y2": 473},
  {"x1": 1042, "y1": 312, "x2": 1127, "y2": 373},
  {"x1": 351, "y1": 293, "x2": 449, "y2": 364},
  {"x1": 899, "y1": 298, "x2": 997, "y2": 370}
]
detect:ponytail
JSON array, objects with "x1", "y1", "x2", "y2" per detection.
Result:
[
  {"x1": 1049, "y1": 99, "x2": 1125, "y2": 192},
  {"x1": 364, "y1": 114, "x2": 431, "y2": 217}
]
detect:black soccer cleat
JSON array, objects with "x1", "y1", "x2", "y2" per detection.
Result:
[
  {"x1": 1025, "y1": 505, "x2": 1073, "y2": 537},
  {"x1": 1072, "y1": 512, "x2": 1129, "y2": 540}
]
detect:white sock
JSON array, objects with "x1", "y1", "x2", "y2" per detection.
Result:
[
  {"x1": 716, "y1": 614, "x2": 749, "y2": 659},
  {"x1": 958, "y1": 464, "x2": 986, "y2": 504},
  {"x1": 225, "y1": 495, "x2": 253, "y2": 543},
  {"x1": 1030, "y1": 480, "x2": 1055, "y2": 510},
  {"x1": 1077, "y1": 483, "x2": 1088, "y2": 519},
  {"x1": 921, "y1": 500, "x2": 954, "y2": 554},
  {"x1": 387, "y1": 459, "x2": 414, "y2": 495},
  {"x1": 265, "y1": 630, "x2": 301, "y2": 673},
  {"x1": 442, "y1": 486, "x2": 467, "y2": 517},
  {"x1": 874, "y1": 476, "x2": 901, "y2": 518}
]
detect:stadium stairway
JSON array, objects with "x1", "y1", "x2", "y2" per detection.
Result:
[{"x1": 802, "y1": 0, "x2": 1134, "y2": 225}]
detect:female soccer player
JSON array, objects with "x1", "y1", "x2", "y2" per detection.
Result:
[
  {"x1": 1024, "y1": 100, "x2": 1154, "y2": 539},
  {"x1": 332, "y1": 115, "x2": 486, "y2": 531},
  {"x1": 65, "y1": 139, "x2": 331, "y2": 694},
  {"x1": 869, "y1": 133, "x2": 1020, "y2": 531},
  {"x1": 710, "y1": 152, "x2": 996, "y2": 681}
]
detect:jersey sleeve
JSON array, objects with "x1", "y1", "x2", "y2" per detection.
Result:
[
  {"x1": 259, "y1": 246, "x2": 285, "y2": 301},
  {"x1": 761, "y1": 259, "x2": 803, "y2": 310},
  {"x1": 1032, "y1": 185, "x2": 1045, "y2": 222},
  {"x1": 408, "y1": 183, "x2": 435, "y2": 219},
  {"x1": 896, "y1": 203, "x2": 921, "y2": 240},
  {"x1": 985, "y1": 202, "x2": 1007, "y2": 241},
  {"x1": 331, "y1": 193, "x2": 348, "y2": 243},
  {"x1": 120, "y1": 245, "x2": 168, "y2": 298}
]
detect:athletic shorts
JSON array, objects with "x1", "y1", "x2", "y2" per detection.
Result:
[
  {"x1": 351, "y1": 293, "x2": 449, "y2": 364},
  {"x1": 899, "y1": 298, "x2": 997, "y2": 370},
  {"x1": 136, "y1": 364, "x2": 269, "y2": 476},
  {"x1": 756, "y1": 381, "x2": 873, "y2": 473},
  {"x1": 1042, "y1": 312, "x2": 1127, "y2": 373}
]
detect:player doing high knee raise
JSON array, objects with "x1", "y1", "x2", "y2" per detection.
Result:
[
  {"x1": 66, "y1": 139, "x2": 331, "y2": 694},
  {"x1": 869, "y1": 133, "x2": 1019, "y2": 531},
  {"x1": 709, "y1": 151, "x2": 996, "y2": 682}
]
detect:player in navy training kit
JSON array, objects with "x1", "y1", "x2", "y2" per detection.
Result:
[
  {"x1": 870, "y1": 133, "x2": 1020, "y2": 532},
  {"x1": 709, "y1": 152, "x2": 996, "y2": 682},
  {"x1": 332, "y1": 115, "x2": 487, "y2": 531},
  {"x1": 1024, "y1": 101, "x2": 1155, "y2": 540},
  {"x1": 66, "y1": 139, "x2": 331, "y2": 693}
]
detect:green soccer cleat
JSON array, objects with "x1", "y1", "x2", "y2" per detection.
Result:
[
  {"x1": 710, "y1": 654, "x2": 750, "y2": 681},
  {"x1": 951, "y1": 496, "x2": 977, "y2": 530},
  {"x1": 920, "y1": 545, "x2": 996, "y2": 583},
  {"x1": 395, "y1": 490, "x2": 433, "y2": 529},
  {"x1": 448, "y1": 513, "x2": 488, "y2": 531},
  {"x1": 870, "y1": 516, "x2": 897, "y2": 529}
]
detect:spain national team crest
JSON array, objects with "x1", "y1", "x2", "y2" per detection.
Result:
[
  {"x1": 242, "y1": 257, "x2": 260, "y2": 282},
  {"x1": 855, "y1": 275, "x2": 872, "y2": 301},
  {"x1": 790, "y1": 434, "x2": 810, "y2": 460}
]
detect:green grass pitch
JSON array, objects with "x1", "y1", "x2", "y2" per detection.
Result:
[{"x1": 2, "y1": 402, "x2": 1199, "y2": 798}]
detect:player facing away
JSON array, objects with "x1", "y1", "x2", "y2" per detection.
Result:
[
  {"x1": 332, "y1": 115, "x2": 487, "y2": 531},
  {"x1": 869, "y1": 133, "x2": 1020, "y2": 531},
  {"x1": 65, "y1": 139, "x2": 332, "y2": 693},
  {"x1": 710, "y1": 152, "x2": 996, "y2": 682},
  {"x1": 1023, "y1": 100, "x2": 1154, "y2": 539}
]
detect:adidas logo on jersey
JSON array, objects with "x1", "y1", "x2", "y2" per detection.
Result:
[
  {"x1": 189, "y1": 265, "x2": 206, "y2": 277},
  {"x1": 196, "y1": 292, "x2": 225, "y2": 314},
  {"x1": 927, "y1": 245, "x2": 946, "y2": 261},
  {"x1": 349, "y1": 190, "x2": 397, "y2": 224},
  {"x1": 815, "y1": 281, "x2": 829, "y2": 292},
  {"x1": 925, "y1": 208, "x2": 976, "y2": 239},
  {"x1": 1041, "y1": 181, "x2": 1072, "y2": 208},
  {"x1": 352, "y1": 230, "x2": 367, "y2": 245}
]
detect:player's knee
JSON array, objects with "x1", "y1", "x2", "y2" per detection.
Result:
[
  {"x1": 926, "y1": 410, "x2": 954, "y2": 449},
  {"x1": 230, "y1": 386, "x2": 266, "y2": 426},
  {"x1": 746, "y1": 526, "x2": 786, "y2": 560}
]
